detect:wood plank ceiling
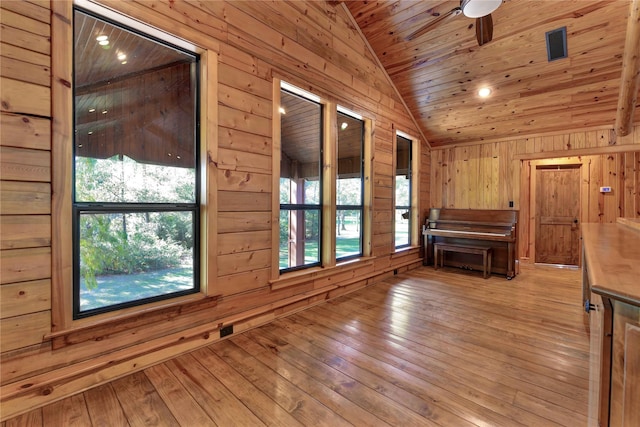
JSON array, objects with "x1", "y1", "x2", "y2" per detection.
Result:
[{"x1": 345, "y1": 0, "x2": 638, "y2": 146}]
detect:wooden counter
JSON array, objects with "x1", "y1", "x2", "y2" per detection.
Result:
[
  {"x1": 582, "y1": 223, "x2": 640, "y2": 307},
  {"x1": 582, "y1": 223, "x2": 640, "y2": 427}
]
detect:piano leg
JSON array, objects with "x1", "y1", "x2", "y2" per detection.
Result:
[{"x1": 506, "y1": 242, "x2": 515, "y2": 279}]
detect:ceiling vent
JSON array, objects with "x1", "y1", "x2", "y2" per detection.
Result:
[{"x1": 546, "y1": 27, "x2": 568, "y2": 62}]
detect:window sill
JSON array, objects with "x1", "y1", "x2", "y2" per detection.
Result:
[
  {"x1": 270, "y1": 257, "x2": 376, "y2": 291},
  {"x1": 392, "y1": 246, "x2": 420, "y2": 257},
  {"x1": 46, "y1": 291, "x2": 211, "y2": 348}
]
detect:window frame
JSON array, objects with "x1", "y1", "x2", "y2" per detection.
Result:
[
  {"x1": 278, "y1": 85, "x2": 324, "y2": 273},
  {"x1": 52, "y1": 0, "x2": 214, "y2": 333},
  {"x1": 272, "y1": 79, "x2": 373, "y2": 282},
  {"x1": 71, "y1": 7, "x2": 202, "y2": 319},
  {"x1": 394, "y1": 132, "x2": 419, "y2": 250},
  {"x1": 335, "y1": 107, "x2": 365, "y2": 262}
]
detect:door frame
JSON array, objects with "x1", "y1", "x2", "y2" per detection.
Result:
[{"x1": 520, "y1": 156, "x2": 590, "y2": 266}]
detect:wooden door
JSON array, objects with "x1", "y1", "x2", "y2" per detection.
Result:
[{"x1": 535, "y1": 165, "x2": 581, "y2": 265}]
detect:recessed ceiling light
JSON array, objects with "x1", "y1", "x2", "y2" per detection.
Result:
[
  {"x1": 117, "y1": 53, "x2": 127, "y2": 61},
  {"x1": 279, "y1": 107, "x2": 286, "y2": 114},
  {"x1": 98, "y1": 40, "x2": 109, "y2": 46},
  {"x1": 341, "y1": 122, "x2": 348, "y2": 130},
  {"x1": 88, "y1": 108, "x2": 95, "y2": 113},
  {"x1": 478, "y1": 87, "x2": 492, "y2": 97},
  {"x1": 121, "y1": 61, "x2": 127, "y2": 65},
  {"x1": 102, "y1": 110, "x2": 108, "y2": 114},
  {"x1": 96, "y1": 35, "x2": 108, "y2": 42}
]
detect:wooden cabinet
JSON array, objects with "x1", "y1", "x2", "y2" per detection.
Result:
[
  {"x1": 587, "y1": 291, "x2": 612, "y2": 427},
  {"x1": 609, "y1": 301, "x2": 640, "y2": 427},
  {"x1": 586, "y1": 294, "x2": 640, "y2": 427},
  {"x1": 583, "y1": 223, "x2": 640, "y2": 427}
]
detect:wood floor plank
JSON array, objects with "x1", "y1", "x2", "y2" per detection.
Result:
[
  {"x1": 269, "y1": 317, "x2": 559, "y2": 427},
  {"x1": 389, "y1": 277, "x2": 589, "y2": 347},
  {"x1": 257, "y1": 322, "x2": 480, "y2": 426},
  {"x1": 191, "y1": 347, "x2": 304, "y2": 427},
  {"x1": 286, "y1": 309, "x2": 583, "y2": 426},
  {"x1": 4, "y1": 409, "x2": 42, "y2": 427},
  {"x1": 399, "y1": 274, "x2": 589, "y2": 341},
  {"x1": 301, "y1": 297, "x2": 588, "y2": 415},
  {"x1": 164, "y1": 353, "x2": 267, "y2": 427},
  {"x1": 144, "y1": 363, "x2": 216, "y2": 426},
  {"x1": 4, "y1": 265, "x2": 590, "y2": 426},
  {"x1": 513, "y1": 390, "x2": 588, "y2": 426},
  {"x1": 230, "y1": 332, "x2": 394, "y2": 427},
  {"x1": 41, "y1": 394, "x2": 91, "y2": 426},
  {"x1": 347, "y1": 282, "x2": 590, "y2": 379},
  {"x1": 209, "y1": 339, "x2": 353, "y2": 427},
  {"x1": 83, "y1": 383, "x2": 129, "y2": 427},
  {"x1": 290, "y1": 308, "x2": 519, "y2": 401},
  {"x1": 320, "y1": 282, "x2": 590, "y2": 390},
  {"x1": 241, "y1": 326, "x2": 443, "y2": 426},
  {"x1": 111, "y1": 371, "x2": 180, "y2": 427}
]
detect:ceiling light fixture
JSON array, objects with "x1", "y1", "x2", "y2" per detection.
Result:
[
  {"x1": 460, "y1": 0, "x2": 502, "y2": 18},
  {"x1": 117, "y1": 53, "x2": 127, "y2": 61},
  {"x1": 279, "y1": 107, "x2": 286, "y2": 114},
  {"x1": 341, "y1": 122, "x2": 348, "y2": 130},
  {"x1": 96, "y1": 35, "x2": 108, "y2": 42},
  {"x1": 478, "y1": 87, "x2": 492, "y2": 97},
  {"x1": 98, "y1": 40, "x2": 109, "y2": 46}
]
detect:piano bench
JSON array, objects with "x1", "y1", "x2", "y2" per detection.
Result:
[{"x1": 433, "y1": 243, "x2": 492, "y2": 279}]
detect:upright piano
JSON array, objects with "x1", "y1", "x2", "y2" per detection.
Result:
[{"x1": 422, "y1": 208, "x2": 518, "y2": 279}]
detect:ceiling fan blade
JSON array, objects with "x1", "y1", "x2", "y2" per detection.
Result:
[
  {"x1": 406, "y1": 7, "x2": 461, "y2": 41},
  {"x1": 476, "y1": 14, "x2": 494, "y2": 46}
]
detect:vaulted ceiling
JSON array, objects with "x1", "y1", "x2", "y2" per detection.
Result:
[{"x1": 345, "y1": 0, "x2": 639, "y2": 147}]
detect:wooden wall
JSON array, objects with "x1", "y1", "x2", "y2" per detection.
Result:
[
  {"x1": 430, "y1": 127, "x2": 640, "y2": 261},
  {"x1": 0, "y1": 0, "x2": 428, "y2": 419}
]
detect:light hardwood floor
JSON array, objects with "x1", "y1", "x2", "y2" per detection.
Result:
[{"x1": 3, "y1": 264, "x2": 590, "y2": 426}]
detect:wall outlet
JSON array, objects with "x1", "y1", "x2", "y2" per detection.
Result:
[
  {"x1": 600, "y1": 186, "x2": 612, "y2": 193},
  {"x1": 220, "y1": 325, "x2": 234, "y2": 338}
]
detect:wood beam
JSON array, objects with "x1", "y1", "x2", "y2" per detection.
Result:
[{"x1": 615, "y1": 0, "x2": 640, "y2": 137}]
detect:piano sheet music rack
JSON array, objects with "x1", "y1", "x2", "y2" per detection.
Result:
[{"x1": 422, "y1": 208, "x2": 518, "y2": 279}]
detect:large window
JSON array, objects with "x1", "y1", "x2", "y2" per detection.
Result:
[
  {"x1": 73, "y1": 9, "x2": 200, "y2": 318},
  {"x1": 279, "y1": 86, "x2": 323, "y2": 271},
  {"x1": 336, "y1": 108, "x2": 364, "y2": 260},
  {"x1": 395, "y1": 134, "x2": 412, "y2": 248}
]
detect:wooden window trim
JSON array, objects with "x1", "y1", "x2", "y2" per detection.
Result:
[
  {"x1": 270, "y1": 257, "x2": 376, "y2": 291},
  {"x1": 393, "y1": 131, "x2": 421, "y2": 251},
  {"x1": 51, "y1": 1, "x2": 217, "y2": 336},
  {"x1": 335, "y1": 107, "x2": 367, "y2": 262},
  {"x1": 271, "y1": 78, "x2": 374, "y2": 286}
]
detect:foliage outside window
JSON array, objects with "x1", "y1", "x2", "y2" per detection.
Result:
[
  {"x1": 73, "y1": 9, "x2": 200, "y2": 318},
  {"x1": 395, "y1": 135, "x2": 412, "y2": 248},
  {"x1": 336, "y1": 109, "x2": 364, "y2": 260},
  {"x1": 279, "y1": 87, "x2": 322, "y2": 271}
]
